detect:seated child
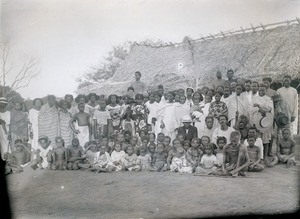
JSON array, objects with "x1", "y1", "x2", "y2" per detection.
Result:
[
  {"x1": 31, "y1": 136, "x2": 52, "y2": 170},
  {"x1": 200, "y1": 135, "x2": 210, "y2": 152},
  {"x1": 274, "y1": 128, "x2": 296, "y2": 167},
  {"x1": 110, "y1": 142, "x2": 126, "y2": 171},
  {"x1": 215, "y1": 136, "x2": 227, "y2": 167},
  {"x1": 222, "y1": 131, "x2": 250, "y2": 177},
  {"x1": 11, "y1": 139, "x2": 31, "y2": 167},
  {"x1": 137, "y1": 142, "x2": 151, "y2": 171},
  {"x1": 247, "y1": 136, "x2": 264, "y2": 172},
  {"x1": 122, "y1": 146, "x2": 141, "y2": 171},
  {"x1": 67, "y1": 138, "x2": 85, "y2": 170},
  {"x1": 147, "y1": 143, "x2": 156, "y2": 160},
  {"x1": 183, "y1": 140, "x2": 191, "y2": 152},
  {"x1": 148, "y1": 133, "x2": 156, "y2": 146},
  {"x1": 91, "y1": 143, "x2": 115, "y2": 172},
  {"x1": 157, "y1": 133, "x2": 165, "y2": 144},
  {"x1": 51, "y1": 137, "x2": 68, "y2": 170},
  {"x1": 167, "y1": 139, "x2": 182, "y2": 170},
  {"x1": 78, "y1": 141, "x2": 98, "y2": 170},
  {"x1": 177, "y1": 134, "x2": 185, "y2": 146},
  {"x1": 149, "y1": 143, "x2": 167, "y2": 172},
  {"x1": 186, "y1": 138, "x2": 203, "y2": 173},
  {"x1": 170, "y1": 146, "x2": 190, "y2": 173},
  {"x1": 135, "y1": 136, "x2": 149, "y2": 156},
  {"x1": 163, "y1": 136, "x2": 172, "y2": 153},
  {"x1": 4, "y1": 152, "x2": 23, "y2": 174},
  {"x1": 195, "y1": 143, "x2": 218, "y2": 175}
]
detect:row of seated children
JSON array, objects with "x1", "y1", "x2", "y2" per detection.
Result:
[{"x1": 4, "y1": 127, "x2": 295, "y2": 175}]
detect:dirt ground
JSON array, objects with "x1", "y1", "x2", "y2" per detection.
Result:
[{"x1": 6, "y1": 161, "x2": 299, "y2": 219}]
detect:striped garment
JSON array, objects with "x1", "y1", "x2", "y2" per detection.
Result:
[{"x1": 38, "y1": 104, "x2": 59, "y2": 148}]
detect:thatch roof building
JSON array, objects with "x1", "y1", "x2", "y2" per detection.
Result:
[{"x1": 77, "y1": 21, "x2": 300, "y2": 95}]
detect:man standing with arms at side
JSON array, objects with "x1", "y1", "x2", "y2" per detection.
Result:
[{"x1": 131, "y1": 71, "x2": 146, "y2": 95}]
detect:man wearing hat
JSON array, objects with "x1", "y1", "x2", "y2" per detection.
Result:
[
  {"x1": 0, "y1": 97, "x2": 11, "y2": 158},
  {"x1": 176, "y1": 115, "x2": 198, "y2": 141}
]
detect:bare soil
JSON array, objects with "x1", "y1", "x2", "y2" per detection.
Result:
[{"x1": 6, "y1": 162, "x2": 299, "y2": 219}]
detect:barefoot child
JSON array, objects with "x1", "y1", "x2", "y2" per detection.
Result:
[
  {"x1": 70, "y1": 103, "x2": 91, "y2": 149},
  {"x1": 163, "y1": 136, "x2": 172, "y2": 153},
  {"x1": 9, "y1": 140, "x2": 31, "y2": 172},
  {"x1": 186, "y1": 138, "x2": 203, "y2": 173},
  {"x1": 51, "y1": 137, "x2": 68, "y2": 170},
  {"x1": 170, "y1": 146, "x2": 189, "y2": 173},
  {"x1": 222, "y1": 131, "x2": 250, "y2": 177},
  {"x1": 31, "y1": 136, "x2": 53, "y2": 169},
  {"x1": 167, "y1": 139, "x2": 182, "y2": 170},
  {"x1": 67, "y1": 138, "x2": 85, "y2": 170},
  {"x1": 110, "y1": 142, "x2": 126, "y2": 171},
  {"x1": 91, "y1": 143, "x2": 115, "y2": 172},
  {"x1": 136, "y1": 141, "x2": 151, "y2": 171},
  {"x1": 247, "y1": 136, "x2": 264, "y2": 172},
  {"x1": 150, "y1": 143, "x2": 167, "y2": 172},
  {"x1": 275, "y1": 128, "x2": 296, "y2": 167},
  {"x1": 215, "y1": 137, "x2": 227, "y2": 167},
  {"x1": 122, "y1": 146, "x2": 141, "y2": 171},
  {"x1": 195, "y1": 143, "x2": 218, "y2": 175}
]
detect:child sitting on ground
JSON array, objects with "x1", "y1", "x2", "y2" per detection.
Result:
[
  {"x1": 31, "y1": 136, "x2": 53, "y2": 170},
  {"x1": 163, "y1": 136, "x2": 172, "y2": 153},
  {"x1": 222, "y1": 131, "x2": 250, "y2": 177},
  {"x1": 78, "y1": 141, "x2": 98, "y2": 170},
  {"x1": 157, "y1": 132, "x2": 165, "y2": 144},
  {"x1": 147, "y1": 142, "x2": 156, "y2": 161},
  {"x1": 122, "y1": 146, "x2": 141, "y2": 171},
  {"x1": 215, "y1": 137, "x2": 227, "y2": 167},
  {"x1": 170, "y1": 146, "x2": 189, "y2": 173},
  {"x1": 200, "y1": 135, "x2": 210, "y2": 152},
  {"x1": 4, "y1": 152, "x2": 23, "y2": 174},
  {"x1": 195, "y1": 143, "x2": 218, "y2": 175},
  {"x1": 67, "y1": 138, "x2": 85, "y2": 170},
  {"x1": 186, "y1": 138, "x2": 203, "y2": 173},
  {"x1": 167, "y1": 139, "x2": 182, "y2": 170},
  {"x1": 110, "y1": 142, "x2": 126, "y2": 171},
  {"x1": 183, "y1": 140, "x2": 191, "y2": 152},
  {"x1": 247, "y1": 136, "x2": 264, "y2": 172},
  {"x1": 91, "y1": 143, "x2": 115, "y2": 172},
  {"x1": 274, "y1": 128, "x2": 296, "y2": 167},
  {"x1": 150, "y1": 143, "x2": 167, "y2": 172},
  {"x1": 137, "y1": 141, "x2": 151, "y2": 171},
  {"x1": 51, "y1": 137, "x2": 68, "y2": 170},
  {"x1": 11, "y1": 139, "x2": 31, "y2": 166}
]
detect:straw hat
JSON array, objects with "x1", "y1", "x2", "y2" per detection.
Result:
[
  {"x1": 181, "y1": 115, "x2": 192, "y2": 123},
  {"x1": 0, "y1": 97, "x2": 8, "y2": 104},
  {"x1": 254, "y1": 112, "x2": 273, "y2": 132}
]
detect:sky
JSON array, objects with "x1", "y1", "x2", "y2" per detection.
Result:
[{"x1": 1, "y1": 0, "x2": 300, "y2": 99}]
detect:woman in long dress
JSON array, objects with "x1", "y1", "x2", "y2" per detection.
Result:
[
  {"x1": 28, "y1": 98, "x2": 43, "y2": 152},
  {"x1": 58, "y1": 100, "x2": 74, "y2": 147}
]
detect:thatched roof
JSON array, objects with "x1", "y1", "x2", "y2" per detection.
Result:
[{"x1": 77, "y1": 22, "x2": 300, "y2": 95}]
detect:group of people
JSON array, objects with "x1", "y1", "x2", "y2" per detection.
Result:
[{"x1": 0, "y1": 70, "x2": 298, "y2": 176}]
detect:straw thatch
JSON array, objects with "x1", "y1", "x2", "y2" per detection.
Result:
[{"x1": 76, "y1": 23, "x2": 300, "y2": 95}]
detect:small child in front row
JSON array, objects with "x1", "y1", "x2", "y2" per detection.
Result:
[
  {"x1": 195, "y1": 143, "x2": 217, "y2": 175},
  {"x1": 215, "y1": 136, "x2": 227, "y2": 168},
  {"x1": 122, "y1": 146, "x2": 141, "y2": 171},
  {"x1": 275, "y1": 128, "x2": 296, "y2": 167},
  {"x1": 67, "y1": 138, "x2": 85, "y2": 170},
  {"x1": 91, "y1": 144, "x2": 115, "y2": 172},
  {"x1": 51, "y1": 137, "x2": 68, "y2": 170},
  {"x1": 170, "y1": 146, "x2": 190, "y2": 173},
  {"x1": 150, "y1": 143, "x2": 167, "y2": 172},
  {"x1": 167, "y1": 139, "x2": 182, "y2": 170},
  {"x1": 110, "y1": 142, "x2": 126, "y2": 171},
  {"x1": 137, "y1": 142, "x2": 151, "y2": 171},
  {"x1": 247, "y1": 136, "x2": 264, "y2": 172},
  {"x1": 186, "y1": 138, "x2": 203, "y2": 173}
]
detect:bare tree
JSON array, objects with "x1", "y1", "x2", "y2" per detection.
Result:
[{"x1": 0, "y1": 40, "x2": 40, "y2": 96}]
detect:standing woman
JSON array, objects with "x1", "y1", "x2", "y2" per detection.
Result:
[
  {"x1": 0, "y1": 97, "x2": 11, "y2": 157},
  {"x1": 28, "y1": 98, "x2": 44, "y2": 152},
  {"x1": 58, "y1": 100, "x2": 74, "y2": 147},
  {"x1": 38, "y1": 95, "x2": 59, "y2": 148}
]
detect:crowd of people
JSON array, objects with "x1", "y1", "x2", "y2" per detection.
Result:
[{"x1": 0, "y1": 70, "x2": 298, "y2": 176}]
